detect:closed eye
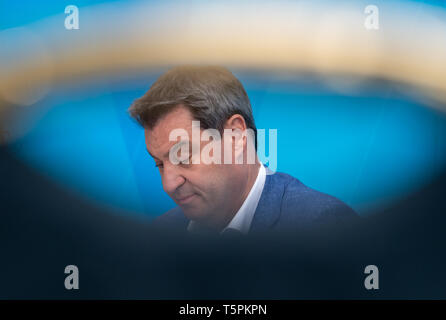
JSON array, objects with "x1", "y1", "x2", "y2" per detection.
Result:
[{"x1": 155, "y1": 162, "x2": 164, "y2": 168}]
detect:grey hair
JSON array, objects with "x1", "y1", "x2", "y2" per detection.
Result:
[{"x1": 128, "y1": 65, "x2": 257, "y2": 148}]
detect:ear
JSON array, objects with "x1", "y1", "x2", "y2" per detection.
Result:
[
  {"x1": 224, "y1": 114, "x2": 248, "y2": 162},
  {"x1": 224, "y1": 114, "x2": 247, "y2": 132}
]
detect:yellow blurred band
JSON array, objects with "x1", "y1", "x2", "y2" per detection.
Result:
[{"x1": 0, "y1": 1, "x2": 445, "y2": 107}]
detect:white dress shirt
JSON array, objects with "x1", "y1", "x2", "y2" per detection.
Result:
[{"x1": 187, "y1": 164, "x2": 266, "y2": 235}]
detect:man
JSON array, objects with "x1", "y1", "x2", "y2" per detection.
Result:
[{"x1": 129, "y1": 66, "x2": 358, "y2": 236}]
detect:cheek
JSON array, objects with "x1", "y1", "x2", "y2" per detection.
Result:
[
  {"x1": 188, "y1": 165, "x2": 224, "y2": 197},
  {"x1": 206, "y1": 168, "x2": 230, "y2": 199}
]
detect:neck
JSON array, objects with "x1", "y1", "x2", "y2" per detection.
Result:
[{"x1": 217, "y1": 161, "x2": 261, "y2": 232}]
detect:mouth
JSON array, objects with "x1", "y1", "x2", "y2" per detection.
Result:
[{"x1": 176, "y1": 194, "x2": 196, "y2": 205}]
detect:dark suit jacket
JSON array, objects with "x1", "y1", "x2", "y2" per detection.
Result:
[{"x1": 152, "y1": 169, "x2": 359, "y2": 235}]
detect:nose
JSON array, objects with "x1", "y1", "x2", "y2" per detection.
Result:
[{"x1": 161, "y1": 162, "x2": 186, "y2": 195}]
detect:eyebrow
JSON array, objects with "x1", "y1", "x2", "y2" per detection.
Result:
[{"x1": 146, "y1": 140, "x2": 191, "y2": 160}]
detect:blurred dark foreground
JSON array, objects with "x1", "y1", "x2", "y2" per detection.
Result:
[{"x1": 1, "y1": 146, "x2": 445, "y2": 299}]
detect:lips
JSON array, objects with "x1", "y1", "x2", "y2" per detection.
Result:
[{"x1": 176, "y1": 194, "x2": 196, "y2": 205}]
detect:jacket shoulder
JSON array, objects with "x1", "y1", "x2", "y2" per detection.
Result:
[{"x1": 272, "y1": 172, "x2": 359, "y2": 229}]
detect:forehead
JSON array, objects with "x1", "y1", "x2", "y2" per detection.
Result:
[{"x1": 144, "y1": 105, "x2": 194, "y2": 157}]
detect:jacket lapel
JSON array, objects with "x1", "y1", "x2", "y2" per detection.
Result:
[{"x1": 249, "y1": 171, "x2": 284, "y2": 233}]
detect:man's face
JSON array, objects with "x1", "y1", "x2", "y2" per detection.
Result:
[{"x1": 144, "y1": 105, "x2": 242, "y2": 226}]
